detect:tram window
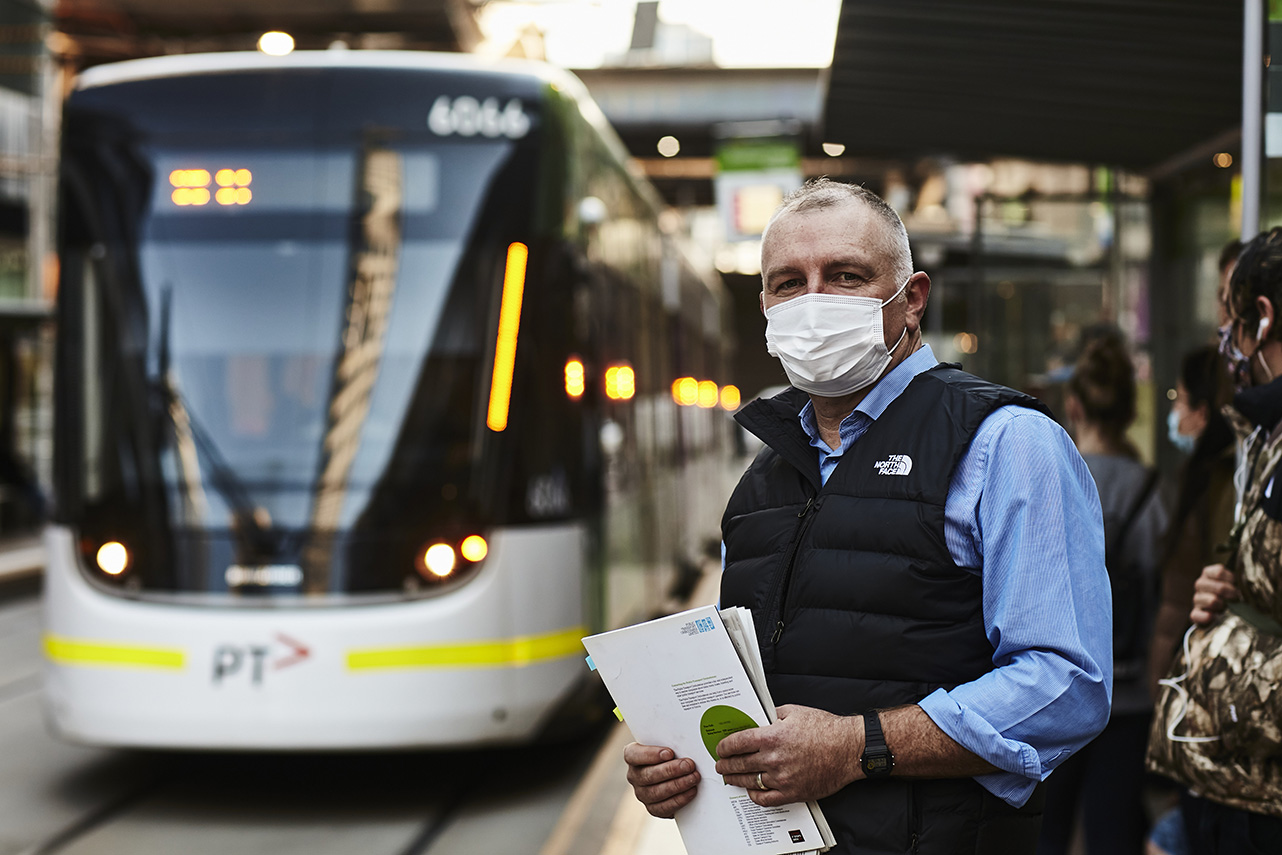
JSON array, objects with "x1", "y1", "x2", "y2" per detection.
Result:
[
  {"x1": 129, "y1": 143, "x2": 504, "y2": 531},
  {"x1": 149, "y1": 150, "x2": 441, "y2": 216}
]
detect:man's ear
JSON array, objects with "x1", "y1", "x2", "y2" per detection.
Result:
[
  {"x1": 759, "y1": 291, "x2": 766, "y2": 317},
  {"x1": 905, "y1": 272, "x2": 931, "y2": 330}
]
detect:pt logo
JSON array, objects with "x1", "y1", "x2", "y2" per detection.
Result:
[
  {"x1": 873, "y1": 454, "x2": 913, "y2": 476},
  {"x1": 212, "y1": 633, "x2": 311, "y2": 686}
]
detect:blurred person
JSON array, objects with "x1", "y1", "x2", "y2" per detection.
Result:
[
  {"x1": 1037, "y1": 334, "x2": 1166, "y2": 855},
  {"x1": 622, "y1": 179, "x2": 1112, "y2": 854},
  {"x1": 1142, "y1": 347, "x2": 1234, "y2": 855},
  {"x1": 1147, "y1": 347, "x2": 1235, "y2": 697},
  {"x1": 1147, "y1": 228, "x2": 1282, "y2": 853},
  {"x1": 1215, "y1": 239, "x2": 1243, "y2": 328},
  {"x1": 1146, "y1": 807, "x2": 1191, "y2": 855}
]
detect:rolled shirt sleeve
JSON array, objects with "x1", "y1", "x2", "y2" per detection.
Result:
[{"x1": 917, "y1": 406, "x2": 1113, "y2": 807}]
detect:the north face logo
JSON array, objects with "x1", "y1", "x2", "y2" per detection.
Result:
[{"x1": 873, "y1": 454, "x2": 913, "y2": 476}]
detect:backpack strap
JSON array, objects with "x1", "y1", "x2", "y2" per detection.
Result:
[{"x1": 1107, "y1": 469, "x2": 1159, "y2": 564}]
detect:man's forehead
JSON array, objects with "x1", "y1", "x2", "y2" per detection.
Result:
[{"x1": 762, "y1": 202, "x2": 889, "y2": 264}]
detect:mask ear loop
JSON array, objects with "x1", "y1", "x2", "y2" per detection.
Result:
[
  {"x1": 880, "y1": 276, "x2": 914, "y2": 356},
  {"x1": 1157, "y1": 624, "x2": 1222, "y2": 744},
  {"x1": 878, "y1": 275, "x2": 913, "y2": 308}
]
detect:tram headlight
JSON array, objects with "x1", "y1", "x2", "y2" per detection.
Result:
[
  {"x1": 422, "y1": 543, "x2": 456, "y2": 578},
  {"x1": 460, "y1": 535, "x2": 488, "y2": 563},
  {"x1": 415, "y1": 534, "x2": 490, "y2": 583},
  {"x1": 95, "y1": 541, "x2": 130, "y2": 576}
]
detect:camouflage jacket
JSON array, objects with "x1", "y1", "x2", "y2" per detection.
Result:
[{"x1": 1147, "y1": 396, "x2": 1282, "y2": 818}]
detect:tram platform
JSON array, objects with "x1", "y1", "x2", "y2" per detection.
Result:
[
  {"x1": 0, "y1": 534, "x2": 44, "y2": 585},
  {"x1": 541, "y1": 566, "x2": 721, "y2": 855}
]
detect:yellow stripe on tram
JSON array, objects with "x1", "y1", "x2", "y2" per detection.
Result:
[
  {"x1": 347, "y1": 625, "x2": 587, "y2": 671},
  {"x1": 43, "y1": 634, "x2": 186, "y2": 670}
]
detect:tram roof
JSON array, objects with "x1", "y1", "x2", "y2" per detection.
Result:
[
  {"x1": 71, "y1": 48, "x2": 661, "y2": 222},
  {"x1": 75, "y1": 50, "x2": 574, "y2": 92},
  {"x1": 824, "y1": 0, "x2": 1242, "y2": 174}
]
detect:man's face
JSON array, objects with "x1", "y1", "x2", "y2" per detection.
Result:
[{"x1": 760, "y1": 200, "x2": 914, "y2": 352}]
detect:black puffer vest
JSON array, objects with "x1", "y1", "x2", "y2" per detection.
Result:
[{"x1": 722, "y1": 364, "x2": 1051, "y2": 855}]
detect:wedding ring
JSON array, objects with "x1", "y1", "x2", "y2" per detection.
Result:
[{"x1": 755, "y1": 772, "x2": 768, "y2": 791}]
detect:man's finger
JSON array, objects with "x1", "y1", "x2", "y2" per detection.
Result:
[
  {"x1": 631, "y1": 767, "x2": 700, "y2": 810},
  {"x1": 624, "y1": 742, "x2": 675, "y2": 766},
  {"x1": 721, "y1": 772, "x2": 774, "y2": 792},
  {"x1": 715, "y1": 727, "x2": 763, "y2": 759},
  {"x1": 627, "y1": 756, "x2": 696, "y2": 788},
  {"x1": 645, "y1": 785, "x2": 700, "y2": 818},
  {"x1": 747, "y1": 787, "x2": 792, "y2": 808}
]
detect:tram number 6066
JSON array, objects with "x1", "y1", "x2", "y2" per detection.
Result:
[{"x1": 428, "y1": 95, "x2": 530, "y2": 139}]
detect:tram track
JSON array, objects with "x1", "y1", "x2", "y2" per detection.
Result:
[
  {"x1": 15, "y1": 768, "x2": 173, "y2": 855},
  {"x1": 393, "y1": 784, "x2": 473, "y2": 855},
  {"x1": 2, "y1": 741, "x2": 596, "y2": 855},
  {"x1": 10, "y1": 755, "x2": 474, "y2": 855}
]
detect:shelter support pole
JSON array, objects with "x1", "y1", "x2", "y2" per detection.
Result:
[{"x1": 1243, "y1": 0, "x2": 1265, "y2": 237}]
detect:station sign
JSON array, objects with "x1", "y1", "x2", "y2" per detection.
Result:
[{"x1": 714, "y1": 136, "x2": 802, "y2": 242}]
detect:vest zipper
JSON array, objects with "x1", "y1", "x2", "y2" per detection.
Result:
[
  {"x1": 769, "y1": 495, "x2": 822, "y2": 646},
  {"x1": 909, "y1": 781, "x2": 920, "y2": 853}
]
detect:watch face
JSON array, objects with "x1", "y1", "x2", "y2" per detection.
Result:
[{"x1": 862, "y1": 753, "x2": 892, "y2": 775}]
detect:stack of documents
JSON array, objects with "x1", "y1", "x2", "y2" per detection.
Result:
[{"x1": 583, "y1": 605, "x2": 834, "y2": 855}]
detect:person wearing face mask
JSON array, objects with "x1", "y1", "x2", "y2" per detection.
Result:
[
  {"x1": 1147, "y1": 229, "x2": 1282, "y2": 853},
  {"x1": 1148, "y1": 347, "x2": 1235, "y2": 698},
  {"x1": 622, "y1": 179, "x2": 1112, "y2": 855},
  {"x1": 1038, "y1": 334, "x2": 1166, "y2": 855}
]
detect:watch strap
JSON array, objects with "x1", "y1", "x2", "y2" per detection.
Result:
[{"x1": 860, "y1": 709, "x2": 894, "y2": 777}]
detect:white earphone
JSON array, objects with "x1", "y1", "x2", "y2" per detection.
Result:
[{"x1": 1259, "y1": 316, "x2": 1270, "y2": 341}]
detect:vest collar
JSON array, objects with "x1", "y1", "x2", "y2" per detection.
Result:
[{"x1": 735, "y1": 387, "x2": 823, "y2": 490}]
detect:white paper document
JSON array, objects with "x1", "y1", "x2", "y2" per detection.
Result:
[{"x1": 583, "y1": 605, "x2": 833, "y2": 855}]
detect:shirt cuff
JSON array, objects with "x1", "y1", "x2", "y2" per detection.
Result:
[{"x1": 916, "y1": 688, "x2": 1044, "y2": 807}]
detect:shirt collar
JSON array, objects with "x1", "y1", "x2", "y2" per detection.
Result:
[{"x1": 798, "y1": 344, "x2": 939, "y2": 442}]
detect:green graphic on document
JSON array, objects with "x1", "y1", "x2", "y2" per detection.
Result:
[{"x1": 700, "y1": 705, "x2": 758, "y2": 761}]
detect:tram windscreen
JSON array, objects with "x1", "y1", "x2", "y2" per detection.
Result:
[
  {"x1": 61, "y1": 69, "x2": 543, "y2": 597},
  {"x1": 141, "y1": 145, "x2": 493, "y2": 532}
]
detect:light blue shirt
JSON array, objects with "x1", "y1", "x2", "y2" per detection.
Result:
[{"x1": 796, "y1": 345, "x2": 1111, "y2": 807}]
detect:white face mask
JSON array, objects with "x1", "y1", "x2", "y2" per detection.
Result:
[
  {"x1": 764, "y1": 277, "x2": 911, "y2": 397},
  {"x1": 1167, "y1": 408, "x2": 1196, "y2": 455}
]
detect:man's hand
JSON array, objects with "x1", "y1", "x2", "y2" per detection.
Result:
[
  {"x1": 713, "y1": 704, "x2": 862, "y2": 807},
  {"x1": 623, "y1": 743, "x2": 700, "y2": 818},
  {"x1": 1191, "y1": 564, "x2": 1239, "y2": 625}
]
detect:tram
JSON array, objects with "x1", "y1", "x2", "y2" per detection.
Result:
[{"x1": 47, "y1": 51, "x2": 733, "y2": 748}]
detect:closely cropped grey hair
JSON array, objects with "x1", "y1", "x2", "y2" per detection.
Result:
[{"x1": 763, "y1": 178, "x2": 913, "y2": 287}]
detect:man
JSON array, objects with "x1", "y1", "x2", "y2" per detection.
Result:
[{"x1": 624, "y1": 180, "x2": 1112, "y2": 854}]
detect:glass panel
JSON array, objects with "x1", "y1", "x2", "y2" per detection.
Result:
[{"x1": 134, "y1": 144, "x2": 503, "y2": 533}]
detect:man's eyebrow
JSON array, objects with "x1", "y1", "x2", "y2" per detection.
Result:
[
  {"x1": 763, "y1": 264, "x2": 804, "y2": 282},
  {"x1": 824, "y1": 257, "x2": 876, "y2": 275}
]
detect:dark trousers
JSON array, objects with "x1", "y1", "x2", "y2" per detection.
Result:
[
  {"x1": 1181, "y1": 792, "x2": 1282, "y2": 855},
  {"x1": 1036, "y1": 711, "x2": 1150, "y2": 855}
]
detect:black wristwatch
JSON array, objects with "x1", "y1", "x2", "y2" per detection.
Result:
[{"x1": 859, "y1": 709, "x2": 895, "y2": 778}]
